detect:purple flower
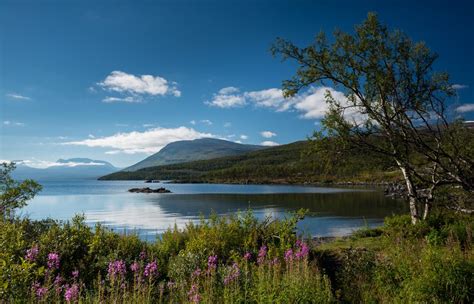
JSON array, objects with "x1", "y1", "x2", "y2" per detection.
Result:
[
  {"x1": 130, "y1": 261, "x2": 140, "y2": 272},
  {"x1": 284, "y1": 249, "x2": 294, "y2": 262},
  {"x1": 139, "y1": 251, "x2": 147, "y2": 260},
  {"x1": 32, "y1": 282, "x2": 48, "y2": 299},
  {"x1": 53, "y1": 275, "x2": 64, "y2": 294},
  {"x1": 223, "y1": 263, "x2": 240, "y2": 285},
  {"x1": 25, "y1": 245, "x2": 39, "y2": 262},
  {"x1": 243, "y1": 252, "x2": 252, "y2": 261},
  {"x1": 167, "y1": 281, "x2": 176, "y2": 289},
  {"x1": 295, "y1": 241, "x2": 309, "y2": 260},
  {"x1": 257, "y1": 245, "x2": 267, "y2": 264},
  {"x1": 108, "y1": 260, "x2": 127, "y2": 279},
  {"x1": 144, "y1": 260, "x2": 158, "y2": 277},
  {"x1": 47, "y1": 252, "x2": 60, "y2": 269},
  {"x1": 72, "y1": 270, "x2": 79, "y2": 279},
  {"x1": 207, "y1": 255, "x2": 218, "y2": 270},
  {"x1": 192, "y1": 268, "x2": 202, "y2": 278},
  {"x1": 188, "y1": 283, "x2": 201, "y2": 303},
  {"x1": 64, "y1": 283, "x2": 79, "y2": 303}
]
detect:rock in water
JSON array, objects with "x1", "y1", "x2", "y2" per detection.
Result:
[{"x1": 128, "y1": 187, "x2": 171, "y2": 193}]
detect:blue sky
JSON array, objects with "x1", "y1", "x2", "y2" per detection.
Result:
[{"x1": 1, "y1": 0, "x2": 473, "y2": 168}]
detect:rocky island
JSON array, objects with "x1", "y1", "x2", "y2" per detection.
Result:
[{"x1": 128, "y1": 187, "x2": 171, "y2": 193}]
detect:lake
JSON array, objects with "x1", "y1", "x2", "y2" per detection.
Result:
[{"x1": 21, "y1": 180, "x2": 407, "y2": 241}]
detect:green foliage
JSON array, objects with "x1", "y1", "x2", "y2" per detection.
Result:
[
  {"x1": 315, "y1": 212, "x2": 473, "y2": 303},
  {"x1": 0, "y1": 162, "x2": 42, "y2": 218}
]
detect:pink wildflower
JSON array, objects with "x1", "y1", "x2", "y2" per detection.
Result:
[
  {"x1": 107, "y1": 260, "x2": 127, "y2": 279},
  {"x1": 188, "y1": 283, "x2": 201, "y2": 303},
  {"x1": 130, "y1": 261, "x2": 140, "y2": 272},
  {"x1": 47, "y1": 252, "x2": 60, "y2": 269},
  {"x1": 207, "y1": 255, "x2": 218, "y2": 270},
  {"x1": 192, "y1": 268, "x2": 202, "y2": 278},
  {"x1": 32, "y1": 282, "x2": 48, "y2": 299},
  {"x1": 284, "y1": 249, "x2": 294, "y2": 262},
  {"x1": 257, "y1": 245, "x2": 267, "y2": 264},
  {"x1": 144, "y1": 260, "x2": 158, "y2": 277},
  {"x1": 223, "y1": 263, "x2": 241, "y2": 285},
  {"x1": 295, "y1": 241, "x2": 309, "y2": 260},
  {"x1": 25, "y1": 245, "x2": 39, "y2": 262},
  {"x1": 64, "y1": 283, "x2": 79, "y2": 303}
]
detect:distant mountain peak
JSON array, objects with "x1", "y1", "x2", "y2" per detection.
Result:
[{"x1": 123, "y1": 138, "x2": 265, "y2": 172}]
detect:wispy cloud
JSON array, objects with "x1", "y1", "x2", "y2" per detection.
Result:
[
  {"x1": 224, "y1": 122, "x2": 232, "y2": 128},
  {"x1": 205, "y1": 87, "x2": 247, "y2": 108},
  {"x1": 456, "y1": 103, "x2": 474, "y2": 113},
  {"x1": 452, "y1": 84, "x2": 468, "y2": 90},
  {"x1": 6, "y1": 93, "x2": 31, "y2": 101},
  {"x1": 240, "y1": 134, "x2": 248, "y2": 140},
  {"x1": 97, "y1": 71, "x2": 181, "y2": 103},
  {"x1": 64, "y1": 126, "x2": 214, "y2": 154},
  {"x1": 190, "y1": 119, "x2": 212, "y2": 126},
  {"x1": 200, "y1": 119, "x2": 213, "y2": 125},
  {"x1": 260, "y1": 131, "x2": 276, "y2": 138},
  {"x1": 260, "y1": 141, "x2": 279, "y2": 146},
  {"x1": 3, "y1": 120, "x2": 25, "y2": 126},
  {"x1": 102, "y1": 96, "x2": 141, "y2": 103}
]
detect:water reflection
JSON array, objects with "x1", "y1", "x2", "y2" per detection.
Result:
[{"x1": 25, "y1": 183, "x2": 406, "y2": 241}]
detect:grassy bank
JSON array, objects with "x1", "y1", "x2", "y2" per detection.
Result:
[{"x1": 1, "y1": 210, "x2": 472, "y2": 303}]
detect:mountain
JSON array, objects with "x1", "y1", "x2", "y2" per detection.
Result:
[
  {"x1": 123, "y1": 138, "x2": 265, "y2": 172},
  {"x1": 100, "y1": 140, "x2": 397, "y2": 184},
  {"x1": 12, "y1": 158, "x2": 119, "y2": 181}
]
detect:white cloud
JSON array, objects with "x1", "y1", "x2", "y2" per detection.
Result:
[
  {"x1": 6, "y1": 159, "x2": 107, "y2": 169},
  {"x1": 245, "y1": 88, "x2": 293, "y2": 111},
  {"x1": 207, "y1": 85, "x2": 366, "y2": 124},
  {"x1": 292, "y1": 86, "x2": 366, "y2": 124},
  {"x1": 218, "y1": 87, "x2": 239, "y2": 94},
  {"x1": 456, "y1": 103, "x2": 474, "y2": 113},
  {"x1": 205, "y1": 87, "x2": 246, "y2": 108},
  {"x1": 88, "y1": 134, "x2": 95, "y2": 139},
  {"x1": 260, "y1": 141, "x2": 279, "y2": 146},
  {"x1": 6, "y1": 93, "x2": 31, "y2": 100},
  {"x1": 200, "y1": 119, "x2": 213, "y2": 125},
  {"x1": 223, "y1": 122, "x2": 232, "y2": 128},
  {"x1": 260, "y1": 131, "x2": 276, "y2": 138},
  {"x1": 3, "y1": 120, "x2": 25, "y2": 126},
  {"x1": 240, "y1": 134, "x2": 248, "y2": 140},
  {"x1": 64, "y1": 126, "x2": 214, "y2": 155},
  {"x1": 102, "y1": 96, "x2": 141, "y2": 103},
  {"x1": 97, "y1": 71, "x2": 181, "y2": 100},
  {"x1": 452, "y1": 84, "x2": 468, "y2": 90}
]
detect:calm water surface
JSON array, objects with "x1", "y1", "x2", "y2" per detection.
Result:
[{"x1": 22, "y1": 180, "x2": 407, "y2": 241}]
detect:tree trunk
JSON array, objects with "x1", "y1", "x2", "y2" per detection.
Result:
[
  {"x1": 422, "y1": 188, "x2": 434, "y2": 220},
  {"x1": 422, "y1": 202, "x2": 431, "y2": 220},
  {"x1": 397, "y1": 162, "x2": 419, "y2": 224}
]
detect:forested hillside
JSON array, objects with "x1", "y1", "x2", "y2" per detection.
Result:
[{"x1": 100, "y1": 140, "x2": 399, "y2": 183}]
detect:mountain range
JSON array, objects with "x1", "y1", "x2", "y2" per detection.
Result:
[{"x1": 12, "y1": 158, "x2": 119, "y2": 181}]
